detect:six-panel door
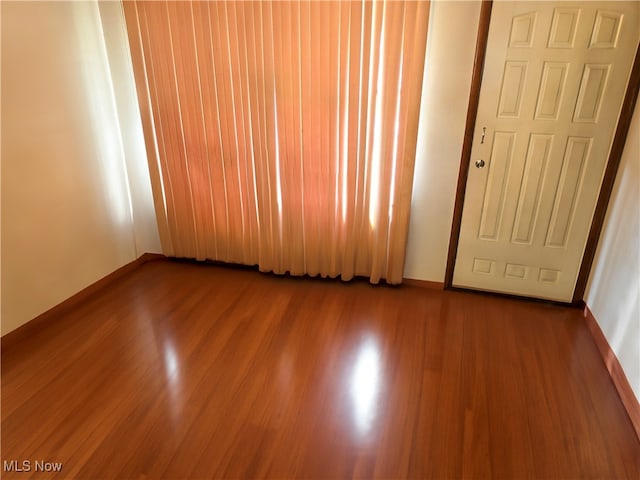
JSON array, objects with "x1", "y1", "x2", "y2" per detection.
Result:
[{"x1": 453, "y1": 1, "x2": 639, "y2": 301}]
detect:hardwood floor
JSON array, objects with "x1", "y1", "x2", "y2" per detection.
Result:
[{"x1": 2, "y1": 259, "x2": 639, "y2": 479}]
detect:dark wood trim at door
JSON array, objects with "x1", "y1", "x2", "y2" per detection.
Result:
[
  {"x1": 444, "y1": 0, "x2": 493, "y2": 288},
  {"x1": 444, "y1": 4, "x2": 640, "y2": 305},
  {"x1": 572, "y1": 43, "x2": 640, "y2": 304}
]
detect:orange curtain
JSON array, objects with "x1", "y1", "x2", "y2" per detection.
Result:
[{"x1": 124, "y1": 0, "x2": 429, "y2": 284}]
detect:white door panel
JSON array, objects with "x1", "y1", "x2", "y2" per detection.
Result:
[{"x1": 453, "y1": 2, "x2": 639, "y2": 302}]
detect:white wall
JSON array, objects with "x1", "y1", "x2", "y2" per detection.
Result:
[
  {"x1": 586, "y1": 98, "x2": 640, "y2": 400},
  {"x1": 404, "y1": 1, "x2": 482, "y2": 282},
  {"x1": 1, "y1": 1, "x2": 158, "y2": 336}
]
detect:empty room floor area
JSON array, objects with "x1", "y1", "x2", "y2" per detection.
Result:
[{"x1": 2, "y1": 259, "x2": 639, "y2": 479}]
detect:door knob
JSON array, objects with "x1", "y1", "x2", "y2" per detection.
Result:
[{"x1": 475, "y1": 159, "x2": 485, "y2": 168}]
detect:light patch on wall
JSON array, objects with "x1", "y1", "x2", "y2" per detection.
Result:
[
  {"x1": 128, "y1": 1, "x2": 170, "y2": 225},
  {"x1": 72, "y1": 2, "x2": 134, "y2": 230},
  {"x1": 408, "y1": 0, "x2": 436, "y2": 206},
  {"x1": 610, "y1": 287, "x2": 639, "y2": 351}
]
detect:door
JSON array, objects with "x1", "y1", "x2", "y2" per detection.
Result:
[{"x1": 453, "y1": 1, "x2": 639, "y2": 302}]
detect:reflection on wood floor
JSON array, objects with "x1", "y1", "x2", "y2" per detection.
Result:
[{"x1": 2, "y1": 259, "x2": 639, "y2": 479}]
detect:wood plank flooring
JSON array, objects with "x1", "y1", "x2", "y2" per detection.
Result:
[{"x1": 2, "y1": 259, "x2": 639, "y2": 479}]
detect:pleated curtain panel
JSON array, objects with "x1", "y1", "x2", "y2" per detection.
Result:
[{"x1": 124, "y1": 0, "x2": 429, "y2": 284}]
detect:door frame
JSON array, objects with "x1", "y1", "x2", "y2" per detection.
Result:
[{"x1": 444, "y1": 0, "x2": 640, "y2": 305}]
